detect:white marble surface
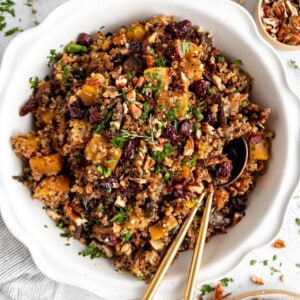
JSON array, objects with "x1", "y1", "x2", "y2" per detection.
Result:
[{"x1": 0, "y1": 1, "x2": 299, "y2": 299}]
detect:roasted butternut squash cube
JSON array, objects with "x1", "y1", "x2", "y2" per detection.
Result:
[
  {"x1": 175, "y1": 165, "x2": 192, "y2": 181},
  {"x1": 149, "y1": 215, "x2": 178, "y2": 240},
  {"x1": 33, "y1": 176, "x2": 69, "y2": 208},
  {"x1": 85, "y1": 134, "x2": 122, "y2": 170},
  {"x1": 126, "y1": 25, "x2": 146, "y2": 41},
  {"x1": 214, "y1": 188, "x2": 229, "y2": 211},
  {"x1": 41, "y1": 111, "x2": 55, "y2": 124},
  {"x1": 79, "y1": 84, "x2": 98, "y2": 106},
  {"x1": 29, "y1": 153, "x2": 63, "y2": 177},
  {"x1": 144, "y1": 67, "x2": 171, "y2": 88},
  {"x1": 11, "y1": 133, "x2": 38, "y2": 159},
  {"x1": 249, "y1": 139, "x2": 269, "y2": 160},
  {"x1": 157, "y1": 91, "x2": 189, "y2": 120},
  {"x1": 181, "y1": 43, "x2": 203, "y2": 82}
]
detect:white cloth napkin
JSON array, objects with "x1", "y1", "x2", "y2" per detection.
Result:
[{"x1": 0, "y1": 214, "x2": 58, "y2": 300}]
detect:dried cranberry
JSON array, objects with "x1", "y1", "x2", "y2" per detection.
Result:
[
  {"x1": 77, "y1": 33, "x2": 93, "y2": 46},
  {"x1": 122, "y1": 181, "x2": 142, "y2": 200},
  {"x1": 165, "y1": 45, "x2": 179, "y2": 62},
  {"x1": 173, "y1": 182, "x2": 185, "y2": 198},
  {"x1": 179, "y1": 120, "x2": 192, "y2": 136},
  {"x1": 69, "y1": 105, "x2": 84, "y2": 119},
  {"x1": 121, "y1": 139, "x2": 139, "y2": 166},
  {"x1": 19, "y1": 98, "x2": 36, "y2": 116},
  {"x1": 215, "y1": 161, "x2": 233, "y2": 179},
  {"x1": 163, "y1": 125, "x2": 183, "y2": 144},
  {"x1": 89, "y1": 107, "x2": 101, "y2": 124},
  {"x1": 229, "y1": 196, "x2": 247, "y2": 212},
  {"x1": 203, "y1": 63, "x2": 216, "y2": 80},
  {"x1": 249, "y1": 133, "x2": 263, "y2": 144},
  {"x1": 203, "y1": 96, "x2": 212, "y2": 105},
  {"x1": 190, "y1": 80, "x2": 210, "y2": 97},
  {"x1": 129, "y1": 41, "x2": 145, "y2": 54},
  {"x1": 165, "y1": 19, "x2": 192, "y2": 39},
  {"x1": 176, "y1": 19, "x2": 192, "y2": 38}
]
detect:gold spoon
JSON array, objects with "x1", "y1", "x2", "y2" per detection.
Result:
[
  {"x1": 142, "y1": 192, "x2": 207, "y2": 300},
  {"x1": 142, "y1": 137, "x2": 249, "y2": 300}
]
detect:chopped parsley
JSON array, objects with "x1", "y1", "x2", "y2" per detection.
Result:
[
  {"x1": 273, "y1": 254, "x2": 278, "y2": 261},
  {"x1": 154, "y1": 57, "x2": 166, "y2": 67},
  {"x1": 29, "y1": 76, "x2": 39, "y2": 90},
  {"x1": 60, "y1": 232, "x2": 71, "y2": 238},
  {"x1": 200, "y1": 284, "x2": 214, "y2": 295},
  {"x1": 191, "y1": 107, "x2": 204, "y2": 121},
  {"x1": 151, "y1": 142, "x2": 173, "y2": 161},
  {"x1": 4, "y1": 26, "x2": 20, "y2": 36},
  {"x1": 99, "y1": 205, "x2": 106, "y2": 214},
  {"x1": 121, "y1": 230, "x2": 133, "y2": 243},
  {"x1": 94, "y1": 111, "x2": 112, "y2": 134},
  {"x1": 262, "y1": 259, "x2": 268, "y2": 266},
  {"x1": 288, "y1": 59, "x2": 300, "y2": 70},
  {"x1": 295, "y1": 218, "x2": 300, "y2": 226},
  {"x1": 250, "y1": 259, "x2": 256, "y2": 265},
  {"x1": 181, "y1": 155, "x2": 197, "y2": 167},
  {"x1": 65, "y1": 43, "x2": 88, "y2": 54},
  {"x1": 233, "y1": 59, "x2": 243, "y2": 66},
  {"x1": 141, "y1": 102, "x2": 151, "y2": 119},
  {"x1": 0, "y1": 15, "x2": 5, "y2": 31},
  {"x1": 56, "y1": 220, "x2": 65, "y2": 228},
  {"x1": 220, "y1": 277, "x2": 234, "y2": 287},
  {"x1": 296, "y1": 263, "x2": 300, "y2": 268},
  {"x1": 79, "y1": 241, "x2": 104, "y2": 259},
  {"x1": 110, "y1": 135, "x2": 127, "y2": 148},
  {"x1": 97, "y1": 165, "x2": 111, "y2": 178},
  {"x1": 208, "y1": 88, "x2": 215, "y2": 95},
  {"x1": 47, "y1": 49, "x2": 62, "y2": 66},
  {"x1": 111, "y1": 208, "x2": 130, "y2": 224},
  {"x1": 216, "y1": 56, "x2": 225, "y2": 62},
  {"x1": 142, "y1": 72, "x2": 163, "y2": 99},
  {"x1": 166, "y1": 105, "x2": 179, "y2": 122},
  {"x1": 60, "y1": 64, "x2": 74, "y2": 87},
  {"x1": 0, "y1": 0, "x2": 15, "y2": 17},
  {"x1": 146, "y1": 45, "x2": 155, "y2": 56}
]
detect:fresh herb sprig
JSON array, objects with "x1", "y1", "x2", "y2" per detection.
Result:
[{"x1": 110, "y1": 129, "x2": 154, "y2": 148}]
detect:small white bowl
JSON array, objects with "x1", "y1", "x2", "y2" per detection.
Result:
[
  {"x1": 255, "y1": 0, "x2": 300, "y2": 51},
  {"x1": 0, "y1": 0, "x2": 299, "y2": 299}
]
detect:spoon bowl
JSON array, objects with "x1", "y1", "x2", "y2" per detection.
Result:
[{"x1": 219, "y1": 137, "x2": 249, "y2": 187}]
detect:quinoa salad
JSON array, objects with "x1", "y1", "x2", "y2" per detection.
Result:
[{"x1": 11, "y1": 16, "x2": 273, "y2": 281}]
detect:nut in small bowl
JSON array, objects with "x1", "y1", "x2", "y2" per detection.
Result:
[{"x1": 255, "y1": 0, "x2": 300, "y2": 50}]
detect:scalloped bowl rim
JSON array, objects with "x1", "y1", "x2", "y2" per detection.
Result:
[{"x1": 0, "y1": 0, "x2": 299, "y2": 299}]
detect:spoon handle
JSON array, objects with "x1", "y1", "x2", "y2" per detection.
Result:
[
  {"x1": 142, "y1": 192, "x2": 206, "y2": 300},
  {"x1": 184, "y1": 192, "x2": 214, "y2": 300}
]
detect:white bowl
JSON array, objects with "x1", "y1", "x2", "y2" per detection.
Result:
[{"x1": 0, "y1": 0, "x2": 299, "y2": 299}]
